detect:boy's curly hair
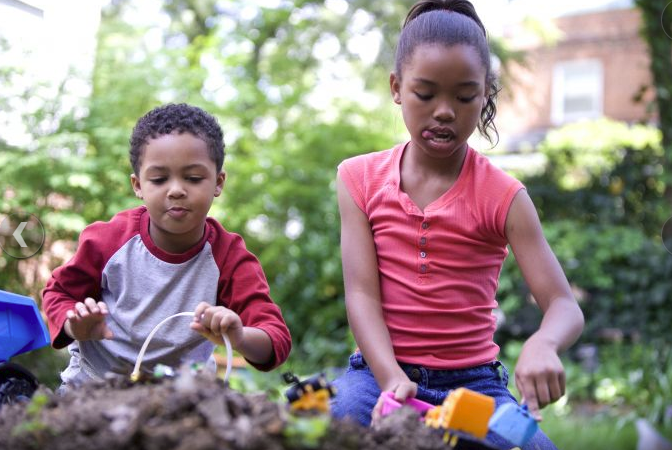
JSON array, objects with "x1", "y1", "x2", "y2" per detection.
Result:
[{"x1": 129, "y1": 103, "x2": 225, "y2": 174}]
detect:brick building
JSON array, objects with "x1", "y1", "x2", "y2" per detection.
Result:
[{"x1": 494, "y1": 3, "x2": 654, "y2": 151}]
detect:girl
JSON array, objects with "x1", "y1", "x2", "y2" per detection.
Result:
[{"x1": 331, "y1": 1, "x2": 584, "y2": 449}]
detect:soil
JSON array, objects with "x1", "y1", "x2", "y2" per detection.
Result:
[{"x1": 0, "y1": 370, "x2": 450, "y2": 450}]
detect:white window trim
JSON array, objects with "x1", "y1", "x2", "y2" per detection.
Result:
[
  {"x1": 551, "y1": 59, "x2": 603, "y2": 125},
  {"x1": 0, "y1": 0, "x2": 44, "y2": 17}
]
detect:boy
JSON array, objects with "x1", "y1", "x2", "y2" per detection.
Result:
[{"x1": 42, "y1": 103, "x2": 291, "y2": 387}]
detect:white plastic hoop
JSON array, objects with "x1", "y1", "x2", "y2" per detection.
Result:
[{"x1": 131, "y1": 312, "x2": 232, "y2": 383}]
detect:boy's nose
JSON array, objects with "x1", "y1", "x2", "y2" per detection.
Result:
[{"x1": 167, "y1": 182, "x2": 187, "y2": 198}]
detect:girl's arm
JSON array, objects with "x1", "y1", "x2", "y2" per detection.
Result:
[
  {"x1": 505, "y1": 189, "x2": 585, "y2": 420},
  {"x1": 337, "y1": 174, "x2": 417, "y2": 400}
]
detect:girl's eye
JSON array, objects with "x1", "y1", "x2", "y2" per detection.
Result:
[
  {"x1": 414, "y1": 92, "x2": 432, "y2": 101},
  {"x1": 458, "y1": 95, "x2": 478, "y2": 103}
]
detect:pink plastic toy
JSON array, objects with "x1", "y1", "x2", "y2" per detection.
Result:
[{"x1": 379, "y1": 391, "x2": 435, "y2": 418}]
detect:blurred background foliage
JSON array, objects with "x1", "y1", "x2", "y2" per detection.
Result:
[{"x1": 1, "y1": 0, "x2": 671, "y2": 443}]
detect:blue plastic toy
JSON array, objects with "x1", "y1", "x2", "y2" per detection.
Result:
[
  {"x1": 0, "y1": 289, "x2": 50, "y2": 362},
  {"x1": 488, "y1": 403, "x2": 539, "y2": 448},
  {"x1": 0, "y1": 289, "x2": 51, "y2": 407}
]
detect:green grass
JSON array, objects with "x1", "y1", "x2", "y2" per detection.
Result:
[
  {"x1": 539, "y1": 404, "x2": 672, "y2": 450},
  {"x1": 541, "y1": 412, "x2": 637, "y2": 450}
]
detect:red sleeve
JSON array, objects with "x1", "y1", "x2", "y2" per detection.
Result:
[
  {"x1": 42, "y1": 224, "x2": 107, "y2": 348},
  {"x1": 41, "y1": 208, "x2": 141, "y2": 349},
  {"x1": 211, "y1": 224, "x2": 292, "y2": 371}
]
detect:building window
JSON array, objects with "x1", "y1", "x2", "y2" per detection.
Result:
[{"x1": 551, "y1": 59, "x2": 603, "y2": 124}]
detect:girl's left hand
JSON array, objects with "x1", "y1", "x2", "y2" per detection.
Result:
[
  {"x1": 190, "y1": 302, "x2": 244, "y2": 348},
  {"x1": 514, "y1": 334, "x2": 566, "y2": 421}
]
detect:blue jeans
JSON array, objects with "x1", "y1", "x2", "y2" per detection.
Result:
[{"x1": 331, "y1": 352, "x2": 557, "y2": 450}]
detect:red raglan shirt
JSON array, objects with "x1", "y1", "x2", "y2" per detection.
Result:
[{"x1": 43, "y1": 206, "x2": 291, "y2": 384}]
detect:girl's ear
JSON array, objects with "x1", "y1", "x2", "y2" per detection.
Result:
[
  {"x1": 130, "y1": 174, "x2": 143, "y2": 200},
  {"x1": 214, "y1": 171, "x2": 226, "y2": 197},
  {"x1": 389, "y1": 72, "x2": 402, "y2": 104}
]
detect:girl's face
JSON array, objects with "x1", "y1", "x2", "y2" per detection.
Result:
[
  {"x1": 390, "y1": 43, "x2": 487, "y2": 161},
  {"x1": 131, "y1": 132, "x2": 225, "y2": 254}
]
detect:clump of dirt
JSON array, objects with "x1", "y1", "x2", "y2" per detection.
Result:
[{"x1": 0, "y1": 370, "x2": 447, "y2": 450}]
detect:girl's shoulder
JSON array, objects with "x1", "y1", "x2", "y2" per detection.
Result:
[
  {"x1": 340, "y1": 145, "x2": 398, "y2": 171},
  {"x1": 338, "y1": 143, "x2": 403, "y2": 183},
  {"x1": 469, "y1": 149, "x2": 524, "y2": 189},
  {"x1": 338, "y1": 144, "x2": 403, "y2": 211}
]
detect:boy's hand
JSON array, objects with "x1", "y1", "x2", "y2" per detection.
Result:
[
  {"x1": 64, "y1": 297, "x2": 114, "y2": 341},
  {"x1": 191, "y1": 302, "x2": 244, "y2": 348},
  {"x1": 514, "y1": 334, "x2": 566, "y2": 421}
]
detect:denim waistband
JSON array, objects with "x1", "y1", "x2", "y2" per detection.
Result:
[{"x1": 348, "y1": 351, "x2": 508, "y2": 389}]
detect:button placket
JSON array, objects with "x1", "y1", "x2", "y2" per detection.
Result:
[{"x1": 419, "y1": 219, "x2": 429, "y2": 275}]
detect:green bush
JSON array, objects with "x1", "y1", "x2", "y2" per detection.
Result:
[{"x1": 496, "y1": 119, "x2": 670, "y2": 345}]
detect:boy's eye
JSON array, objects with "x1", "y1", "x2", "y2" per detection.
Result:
[
  {"x1": 414, "y1": 92, "x2": 433, "y2": 101},
  {"x1": 149, "y1": 178, "x2": 166, "y2": 184},
  {"x1": 187, "y1": 176, "x2": 204, "y2": 183}
]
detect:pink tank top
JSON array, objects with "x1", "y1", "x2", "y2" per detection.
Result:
[{"x1": 339, "y1": 143, "x2": 524, "y2": 369}]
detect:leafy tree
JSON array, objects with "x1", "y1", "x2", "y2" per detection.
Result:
[
  {"x1": 0, "y1": 0, "x2": 541, "y2": 373},
  {"x1": 634, "y1": 0, "x2": 672, "y2": 192}
]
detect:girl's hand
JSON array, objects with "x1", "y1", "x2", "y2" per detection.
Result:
[
  {"x1": 64, "y1": 297, "x2": 114, "y2": 341},
  {"x1": 371, "y1": 378, "x2": 418, "y2": 426},
  {"x1": 514, "y1": 334, "x2": 566, "y2": 421},
  {"x1": 387, "y1": 380, "x2": 418, "y2": 402},
  {"x1": 190, "y1": 302, "x2": 244, "y2": 348}
]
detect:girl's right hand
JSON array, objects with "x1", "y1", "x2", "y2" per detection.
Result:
[
  {"x1": 388, "y1": 380, "x2": 418, "y2": 401},
  {"x1": 64, "y1": 297, "x2": 114, "y2": 341},
  {"x1": 371, "y1": 379, "x2": 418, "y2": 426}
]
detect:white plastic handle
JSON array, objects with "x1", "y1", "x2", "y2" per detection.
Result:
[{"x1": 131, "y1": 311, "x2": 232, "y2": 382}]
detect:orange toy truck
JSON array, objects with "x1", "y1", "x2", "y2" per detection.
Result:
[{"x1": 425, "y1": 387, "x2": 496, "y2": 439}]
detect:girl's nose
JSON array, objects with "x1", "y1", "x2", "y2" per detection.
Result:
[{"x1": 433, "y1": 102, "x2": 455, "y2": 122}]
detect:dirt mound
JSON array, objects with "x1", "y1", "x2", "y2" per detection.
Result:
[{"x1": 0, "y1": 370, "x2": 447, "y2": 450}]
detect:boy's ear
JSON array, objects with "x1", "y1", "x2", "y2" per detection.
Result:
[
  {"x1": 389, "y1": 72, "x2": 401, "y2": 104},
  {"x1": 130, "y1": 174, "x2": 143, "y2": 200},
  {"x1": 214, "y1": 171, "x2": 226, "y2": 197}
]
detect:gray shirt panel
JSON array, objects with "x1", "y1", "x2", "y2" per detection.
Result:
[{"x1": 63, "y1": 235, "x2": 219, "y2": 383}]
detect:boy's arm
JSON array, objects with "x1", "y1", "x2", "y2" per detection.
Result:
[
  {"x1": 191, "y1": 304, "x2": 274, "y2": 366},
  {"x1": 216, "y1": 237, "x2": 292, "y2": 371},
  {"x1": 42, "y1": 228, "x2": 105, "y2": 348},
  {"x1": 505, "y1": 189, "x2": 585, "y2": 420}
]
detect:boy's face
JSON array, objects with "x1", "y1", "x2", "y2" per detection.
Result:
[{"x1": 131, "y1": 132, "x2": 225, "y2": 254}]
